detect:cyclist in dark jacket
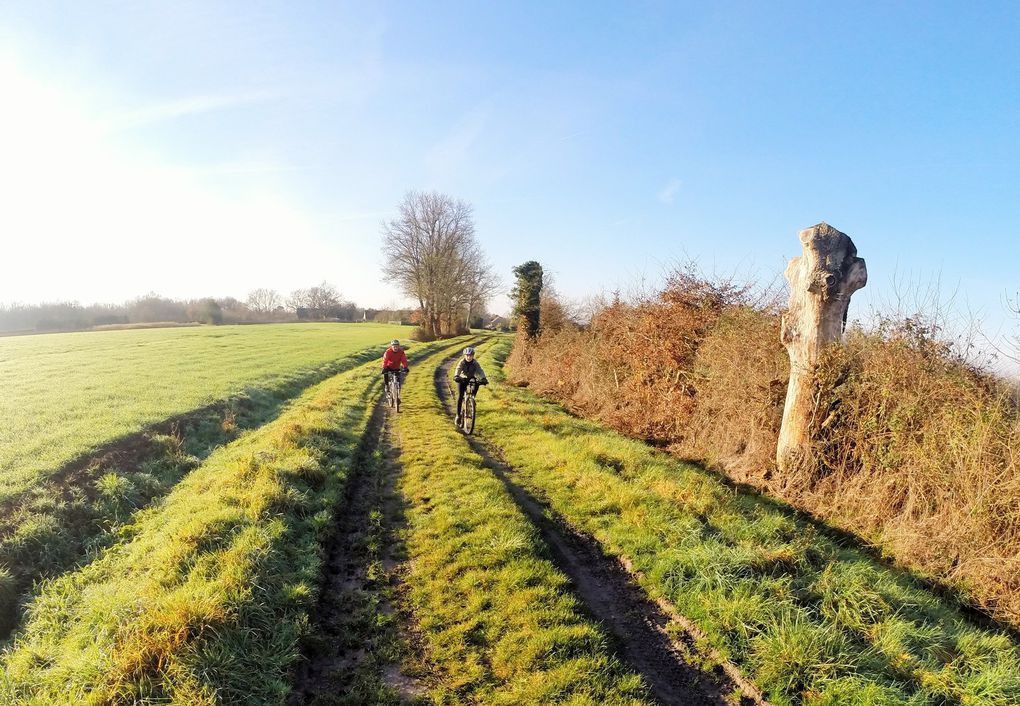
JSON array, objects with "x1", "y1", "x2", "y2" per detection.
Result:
[{"x1": 454, "y1": 346, "x2": 487, "y2": 424}]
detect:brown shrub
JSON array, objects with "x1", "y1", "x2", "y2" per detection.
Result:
[
  {"x1": 409, "y1": 326, "x2": 437, "y2": 342},
  {"x1": 807, "y1": 323, "x2": 1020, "y2": 617},
  {"x1": 508, "y1": 270, "x2": 1020, "y2": 625},
  {"x1": 678, "y1": 306, "x2": 787, "y2": 483}
]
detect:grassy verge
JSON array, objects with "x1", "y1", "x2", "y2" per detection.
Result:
[
  {"x1": 0, "y1": 340, "x2": 442, "y2": 705},
  {"x1": 479, "y1": 340, "x2": 1020, "y2": 706},
  {"x1": 0, "y1": 345, "x2": 389, "y2": 639},
  {"x1": 391, "y1": 338, "x2": 654, "y2": 704}
]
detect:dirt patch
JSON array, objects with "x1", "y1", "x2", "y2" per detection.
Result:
[
  {"x1": 287, "y1": 400, "x2": 431, "y2": 705},
  {"x1": 433, "y1": 352, "x2": 763, "y2": 706}
]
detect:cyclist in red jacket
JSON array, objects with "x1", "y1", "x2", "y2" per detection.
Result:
[{"x1": 382, "y1": 339, "x2": 409, "y2": 380}]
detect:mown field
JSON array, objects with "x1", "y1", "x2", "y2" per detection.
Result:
[
  {"x1": 0, "y1": 336, "x2": 457, "y2": 704},
  {"x1": 0, "y1": 322, "x2": 405, "y2": 504},
  {"x1": 0, "y1": 323, "x2": 406, "y2": 638}
]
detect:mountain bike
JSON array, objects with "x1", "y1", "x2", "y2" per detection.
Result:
[
  {"x1": 384, "y1": 369, "x2": 404, "y2": 412},
  {"x1": 457, "y1": 378, "x2": 481, "y2": 434}
]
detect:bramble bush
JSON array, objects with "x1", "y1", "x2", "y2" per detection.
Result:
[{"x1": 508, "y1": 266, "x2": 1020, "y2": 624}]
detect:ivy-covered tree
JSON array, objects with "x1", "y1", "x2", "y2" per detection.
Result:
[{"x1": 511, "y1": 261, "x2": 543, "y2": 339}]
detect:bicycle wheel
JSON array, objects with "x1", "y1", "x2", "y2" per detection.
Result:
[
  {"x1": 395, "y1": 379, "x2": 401, "y2": 412},
  {"x1": 464, "y1": 395, "x2": 476, "y2": 434}
]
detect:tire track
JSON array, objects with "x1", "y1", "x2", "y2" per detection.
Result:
[{"x1": 433, "y1": 351, "x2": 759, "y2": 706}]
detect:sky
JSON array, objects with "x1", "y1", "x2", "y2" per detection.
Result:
[{"x1": 1, "y1": 1, "x2": 1018, "y2": 352}]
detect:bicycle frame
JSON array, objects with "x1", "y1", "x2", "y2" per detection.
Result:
[
  {"x1": 384, "y1": 369, "x2": 403, "y2": 410},
  {"x1": 458, "y1": 378, "x2": 481, "y2": 433}
]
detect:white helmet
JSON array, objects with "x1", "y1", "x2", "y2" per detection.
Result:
[
  {"x1": 463, "y1": 347, "x2": 475, "y2": 355},
  {"x1": 390, "y1": 339, "x2": 401, "y2": 346}
]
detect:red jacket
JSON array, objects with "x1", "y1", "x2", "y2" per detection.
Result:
[{"x1": 382, "y1": 347, "x2": 408, "y2": 370}]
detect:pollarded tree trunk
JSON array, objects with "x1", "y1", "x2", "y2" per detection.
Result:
[{"x1": 777, "y1": 223, "x2": 867, "y2": 474}]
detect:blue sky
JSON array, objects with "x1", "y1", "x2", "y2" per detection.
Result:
[{"x1": 1, "y1": 1, "x2": 1018, "y2": 347}]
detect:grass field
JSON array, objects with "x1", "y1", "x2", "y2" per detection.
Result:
[
  {"x1": 0, "y1": 323, "x2": 408, "y2": 639},
  {"x1": 0, "y1": 338, "x2": 452, "y2": 705},
  {"x1": 480, "y1": 340, "x2": 1020, "y2": 706},
  {"x1": 6, "y1": 324, "x2": 1018, "y2": 704},
  {"x1": 0, "y1": 322, "x2": 406, "y2": 505}
]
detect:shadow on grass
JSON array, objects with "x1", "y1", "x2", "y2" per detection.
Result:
[{"x1": 662, "y1": 449, "x2": 1020, "y2": 645}]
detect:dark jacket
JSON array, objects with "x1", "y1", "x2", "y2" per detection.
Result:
[{"x1": 454, "y1": 358, "x2": 487, "y2": 381}]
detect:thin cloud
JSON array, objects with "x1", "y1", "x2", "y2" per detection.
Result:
[
  {"x1": 104, "y1": 91, "x2": 280, "y2": 131},
  {"x1": 185, "y1": 161, "x2": 308, "y2": 176},
  {"x1": 331, "y1": 211, "x2": 391, "y2": 223},
  {"x1": 657, "y1": 177, "x2": 682, "y2": 204}
]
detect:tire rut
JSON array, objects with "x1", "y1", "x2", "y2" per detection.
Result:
[
  {"x1": 433, "y1": 352, "x2": 759, "y2": 706},
  {"x1": 287, "y1": 395, "x2": 430, "y2": 705}
]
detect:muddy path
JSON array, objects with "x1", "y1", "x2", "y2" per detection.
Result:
[
  {"x1": 433, "y1": 353, "x2": 759, "y2": 706},
  {"x1": 287, "y1": 395, "x2": 431, "y2": 706}
]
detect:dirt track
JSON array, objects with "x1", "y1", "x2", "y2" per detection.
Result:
[
  {"x1": 287, "y1": 396, "x2": 430, "y2": 705},
  {"x1": 433, "y1": 353, "x2": 753, "y2": 706},
  {"x1": 290, "y1": 351, "x2": 761, "y2": 705}
]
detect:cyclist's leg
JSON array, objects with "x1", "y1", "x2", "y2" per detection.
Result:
[{"x1": 455, "y1": 380, "x2": 467, "y2": 422}]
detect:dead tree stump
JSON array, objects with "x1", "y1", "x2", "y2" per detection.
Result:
[{"x1": 777, "y1": 223, "x2": 867, "y2": 474}]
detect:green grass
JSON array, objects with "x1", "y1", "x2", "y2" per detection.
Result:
[
  {"x1": 0, "y1": 323, "x2": 410, "y2": 638},
  {"x1": 0, "y1": 339, "x2": 446, "y2": 705},
  {"x1": 0, "y1": 322, "x2": 407, "y2": 505},
  {"x1": 478, "y1": 340, "x2": 1020, "y2": 706},
  {"x1": 391, "y1": 336, "x2": 653, "y2": 705}
]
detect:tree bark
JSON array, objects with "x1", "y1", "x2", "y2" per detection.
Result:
[{"x1": 777, "y1": 223, "x2": 867, "y2": 474}]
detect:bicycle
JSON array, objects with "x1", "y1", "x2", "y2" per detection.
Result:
[
  {"x1": 384, "y1": 369, "x2": 405, "y2": 412},
  {"x1": 456, "y1": 377, "x2": 482, "y2": 434}
]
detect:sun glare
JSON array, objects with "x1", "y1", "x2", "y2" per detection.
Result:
[{"x1": 0, "y1": 57, "x2": 329, "y2": 305}]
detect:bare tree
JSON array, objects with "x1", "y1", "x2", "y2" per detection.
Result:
[
  {"x1": 287, "y1": 288, "x2": 310, "y2": 312},
  {"x1": 382, "y1": 190, "x2": 499, "y2": 338},
  {"x1": 306, "y1": 282, "x2": 342, "y2": 311},
  {"x1": 464, "y1": 261, "x2": 502, "y2": 329},
  {"x1": 287, "y1": 282, "x2": 353, "y2": 320},
  {"x1": 247, "y1": 288, "x2": 282, "y2": 314}
]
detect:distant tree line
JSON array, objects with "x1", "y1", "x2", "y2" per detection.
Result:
[{"x1": 0, "y1": 281, "x2": 373, "y2": 334}]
